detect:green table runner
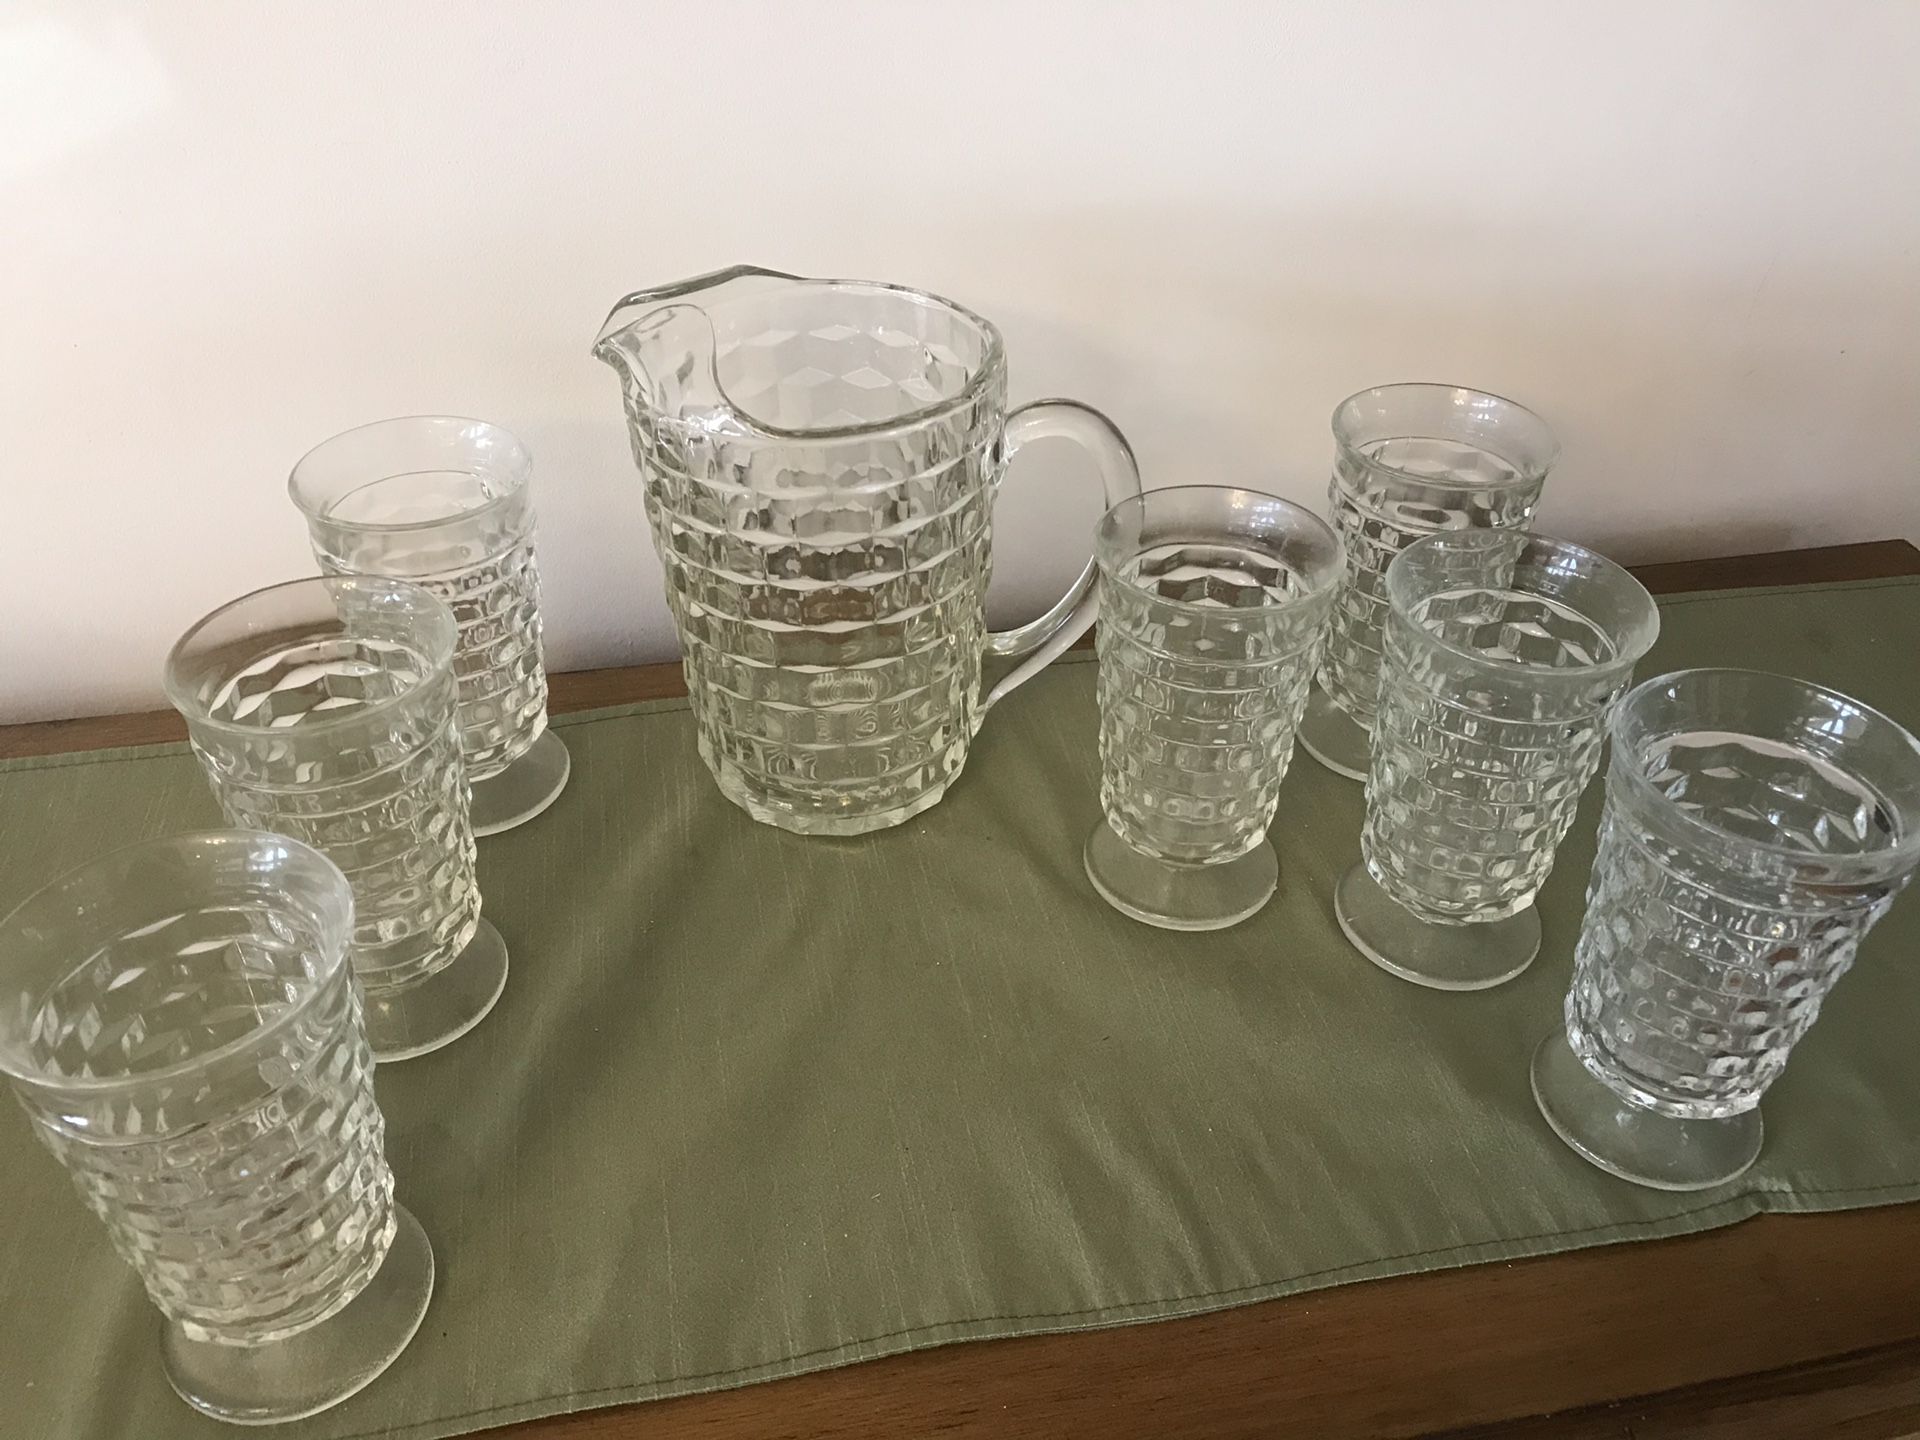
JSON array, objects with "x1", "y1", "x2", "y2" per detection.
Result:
[{"x1": 5, "y1": 576, "x2": 1919, "y2": 1440}]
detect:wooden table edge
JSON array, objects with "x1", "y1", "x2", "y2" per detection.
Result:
[
  {"x1": 7, "y1": 538, "x2": 1920, "y2": 1440},
  {"x1": 1428, "y1": 1332, "x2": 1920, "y2": 1438}
]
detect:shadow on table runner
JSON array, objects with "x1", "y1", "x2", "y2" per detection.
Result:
[{"x1": 3, "y1": 576, "x2": 1919, "y2": 1440}]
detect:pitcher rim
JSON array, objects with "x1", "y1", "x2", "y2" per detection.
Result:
[{"x1": 594, "y1": 269, "x2": 1011, "y2": 443}]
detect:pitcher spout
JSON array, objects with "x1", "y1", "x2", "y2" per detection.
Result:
[{"x1": 591, "y1": 264, "x2": 799, "y2": 423}]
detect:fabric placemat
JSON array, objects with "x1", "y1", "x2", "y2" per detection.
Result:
[{"x1": 3, "y1": 575, "x2": 1919, "y2": 1440}]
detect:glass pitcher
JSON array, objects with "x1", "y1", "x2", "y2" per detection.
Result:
[{"x1": 593, "y1": 267, "x2": 1141, "y2": 836}]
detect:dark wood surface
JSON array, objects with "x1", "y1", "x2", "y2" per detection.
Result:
[
  {"x1": 7, "y1": 539, "x2": 1920, "y2": 1438},
  {"x1": 1432, "y1": 1335, "x2": 1920, "y2": 1440},
  {"x1": 500, "y1": 1209, "x2": 1920, "y2": 1439}
]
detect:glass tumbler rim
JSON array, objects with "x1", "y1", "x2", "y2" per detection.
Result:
[
  {"x1": 289, "y1": 414, "x2": 533, "y2": 534},
  {"x1": 0, "y1": 829, "x2": 355, "y2": 1094},
  {"x1": 1383, "y1": 529, "x2": 1660, "y2": 684},
  {"x1": 1330, "y1": 381, "x2": 1560, "y2": 489},
  {"x1": 1095, "y1": 484, "x2": 1344, "y2": 613},
  {"x1": 1607, "y1": 666, "x2": 1920, "y2": 881},
  {"x1": 164, "y1": 575, "x2": 459, "y2": 741}
]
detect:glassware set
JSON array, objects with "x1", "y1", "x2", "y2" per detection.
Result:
[
  {"x1": 1066, "y1": 381, "x2": 1919, "y2": 1201},
  {"x1": 2, "y1": 414, "x2": 568, "y2": 1419},
  {"x1": 3, "y1": 267, "x2": 1917, "y2": 1425}
]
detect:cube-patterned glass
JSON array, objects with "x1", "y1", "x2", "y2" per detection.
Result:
[
  {"x1": 594, "y1": 267, "x2": 1140, "y2": 837},
  {"x1": 291, "y1": 416, "x2": 549, "y2": 783},
  {"x1": 1320, "y1": 384, "x2": 1556, "y2": 730},
  {"x1": 165, "y1": 578, "x2": 482, "y2": 1044},
  {"x1": 0, "y1": 832, "x2": 391, "y2": 1346},
  {"x1": 1567, "y1": 669, "x2": 1920, "y2": 1119},
  {"x1": 1096, "y1": 486, "x2": 1341, "y2": 864},
  {"x1": 1363, "y1": 531, "x2": 1660, "y2": 921}
]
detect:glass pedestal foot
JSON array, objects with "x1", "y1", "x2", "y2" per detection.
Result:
[
  {"x1": 1334, "y1": 862, "x2": 1539, "y2": 990},
  {"x1": 1297, "y1": 685, "x2": 1371, "y2": 781},
  {"x1": 362, "y1": 917, "x2": 508, "y2": 1063},
  {"x1": 162, "y1": 1204, "x2": 434, "y2": 1425},
  {"x1": 470, "y1": 729, "x2": 571, "y2": 837},
  {"x1": 1531, "y1": 1028, "x2": 1763, "y2": 1191},
  {"x1": 1084, "y1": 818, "x2": 1278, "y2": 931}
]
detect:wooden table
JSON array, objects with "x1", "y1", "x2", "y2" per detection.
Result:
[{"x1": 8, "y1": 541, "x2": 1920, "y2": 1439}]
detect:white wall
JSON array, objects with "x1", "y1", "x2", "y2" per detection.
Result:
[{"x1": 5, "y1": 0, "x2": 1917, "y2": 723}]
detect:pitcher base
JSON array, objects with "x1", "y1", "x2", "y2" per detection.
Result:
[{"x1": 714, "y1": 767, "x2": 954, "y2": 836}]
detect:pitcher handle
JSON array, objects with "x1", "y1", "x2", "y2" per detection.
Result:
[{"x1": 982, "y1": 399, "x2": 1142, "y2": 710}]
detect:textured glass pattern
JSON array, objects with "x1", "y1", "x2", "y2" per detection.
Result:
[
  {"x1": 1097, "y1": 513, "x2": 1337, "y2": 865},
  {"x1": 1319, "y1": 387, "x2": 1552, "y2": 730},
  {"x1": 168, "y1": 581, "x2": 480, "y2": 999},
  {"x1": 23, "y1": 966, "x2": 390, "y2": 1344},
  {"x1": 598, "y1": 270, "x2": 1142, "y2": 835},
  {"x1": 602, "y1": 274, "x2": 1006, "y2": 835},
  {"x1": 294, "y1": 420, "x2": 550, "y2": 782},
  {"x1": 1568, "y1": 685, "x2": 1920, "y2": 1120},
  {"x1": 651, "y1": 384, "x2": 1001, "y2": 836},
  {"x1": 0, "y1": 835, "x2": 393, "y2": 1347},
  {"x1": 1362, "y1": 533, "x2": 1657, "y2": 923}
]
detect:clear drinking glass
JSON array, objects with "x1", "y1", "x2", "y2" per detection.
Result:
[
  {"x1": 165, "y1": 576, "x2": 505, "y2": 1061},
  {"x1": 593, "y1": 266, "x2": 1141, "y2": 837},
  {"x1": 1533, "y1": 669, "x2": 1920, "y2": 1191},
  {"x1": 1298, "y1": 384, "x2": 1558, "y2": 781},
  {"x1": 0, "y1": 831, "x2": 434, "y2": 1424},
  {"x1": 290, "y1": 416, "x2": 569, "y2": 836},
  {"x1": 1084, "y1": 486, "x2": 1342, "y2": 929},
  {"x1": 1336, "y1": 531, "x2": 1659, "y2": 989}
]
